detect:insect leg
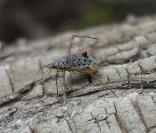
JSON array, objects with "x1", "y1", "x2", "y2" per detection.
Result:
[
  {"x1": 55, "y1": 70, "x2": 59, "y2": 98},
  {"x1": 62, "y1": 70, "x2": 67, "y2": 99},
  {"x1": 86, "y1": 74, "x2": 93, "y2": 84}
]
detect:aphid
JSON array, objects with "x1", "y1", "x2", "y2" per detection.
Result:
[{"x1": 43, "y1": 51, "x2": 98, "y2": 98}]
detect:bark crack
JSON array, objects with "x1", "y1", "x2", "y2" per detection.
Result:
[
  {"x1": 65, "y1": 119, "x2": 74, "y2": 133},
  {"x1": 4, "y1": 67, "x2": 15, "y2": 93},
  {"x1": 113, "y1": 102, "x2": 129, "y2": 133},
  {"x1": 130, "y1": 99, "x2": 149, "y2": 132},
  {"x1": 151, "y1": 95, "x2": 156, "y2": 105}
]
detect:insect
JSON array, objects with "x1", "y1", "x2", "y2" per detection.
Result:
[{"x1": 43, "y1": 51, "x2": 98, "y2": 98}]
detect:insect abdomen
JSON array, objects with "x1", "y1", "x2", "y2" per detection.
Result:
[{"x1": 54, "y1": 52, "x2": 97, "y2": 72}]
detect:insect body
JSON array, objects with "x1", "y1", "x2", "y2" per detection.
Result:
[
  {"x1": 51, "y1": 52, "x2": 97, "y2": 74},
  {"x1": 44, "y1": 51, "x2": 97, "y2": 98}
]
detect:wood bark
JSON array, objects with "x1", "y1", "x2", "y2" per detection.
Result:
[{"x1": 0, "y1": 15, "x2": 156, "y2": 133}]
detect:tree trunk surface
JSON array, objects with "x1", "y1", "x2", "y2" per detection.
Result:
[{"x1": 0, "y1": 15, "x2": 156, "y2": 133}]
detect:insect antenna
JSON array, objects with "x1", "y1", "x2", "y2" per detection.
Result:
[{"x1": 40, "y1": 63, "x2": 56, "y2": 82}]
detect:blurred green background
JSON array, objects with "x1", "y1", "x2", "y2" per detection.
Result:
[{"x1": 0, "y1": 0, "x2": 156, "y2": 42}]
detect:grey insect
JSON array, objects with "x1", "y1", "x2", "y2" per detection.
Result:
[
  {"x1": 52, "y1": 52, "x2": 97, "y2": 70},
  {"x1": 42, "y1": 52, "x2": 97, "y2": 98}
]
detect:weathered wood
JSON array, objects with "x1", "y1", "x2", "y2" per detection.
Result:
[{"x1": 0, "y1": 15, "x2": 156, "y2": 133}]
